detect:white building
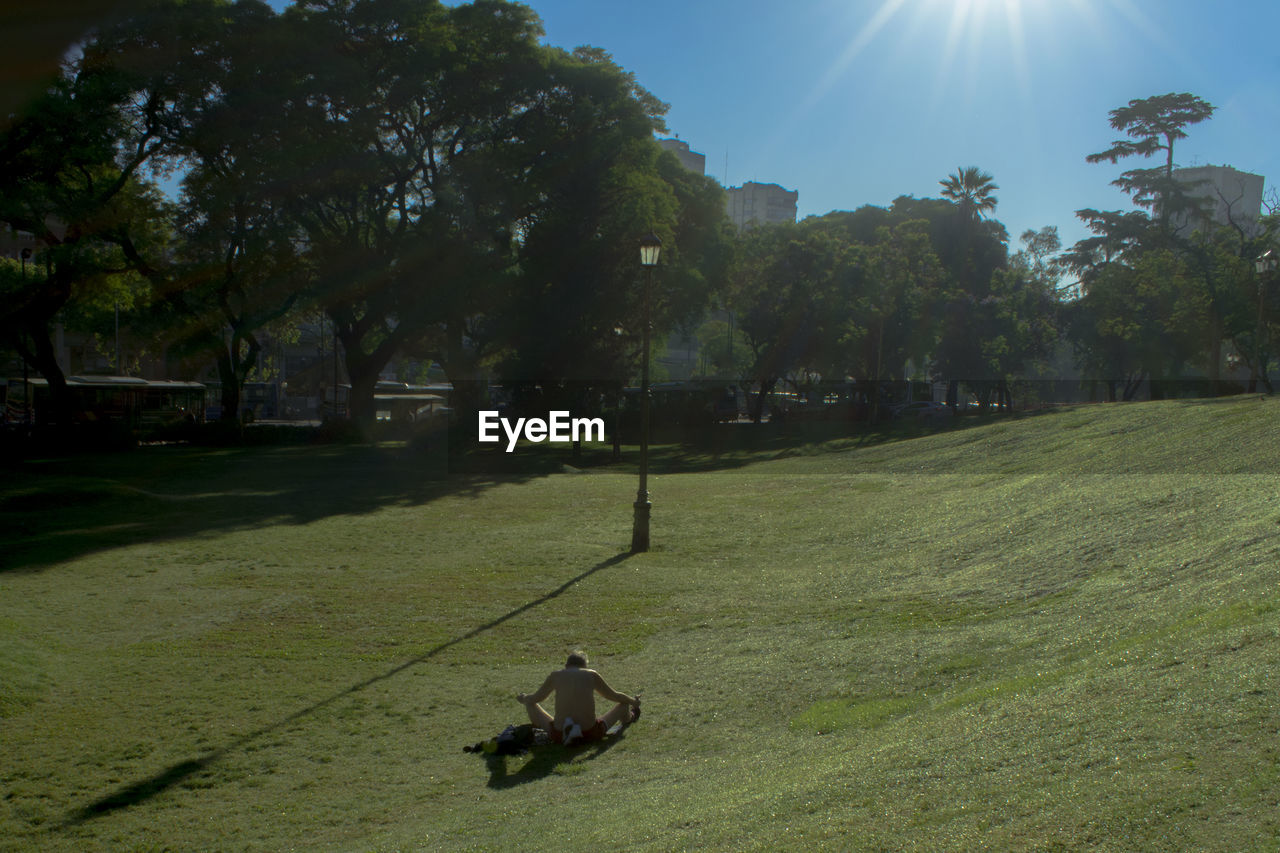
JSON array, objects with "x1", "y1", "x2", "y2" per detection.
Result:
[
  {"x1": 657, "y1": 138, "x2": 706, "y2": 176},
  {"x1": 725, "y1": 181, "x2": 798, "y2": 230},
  {"x1": 1, "y1": 223, "x2": 38, "y2": 261},
  {"x1": 1171, "y1": 165, "x2": 1265, "y2": 238}
]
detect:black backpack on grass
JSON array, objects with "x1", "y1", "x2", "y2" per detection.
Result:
[{"x1": 463, "y1": 723, "x2": 546, "y2": 756}]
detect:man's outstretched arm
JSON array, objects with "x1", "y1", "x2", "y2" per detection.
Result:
[
  {"x1": 517, "y1": 673, "x2": 555, "y2": 706},
  {"x1": 592, "y1": 671, "x2": 638, "y2": 706}
]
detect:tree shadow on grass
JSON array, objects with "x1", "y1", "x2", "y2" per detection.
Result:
[
  {"x1": 0, "y1": 422, "x2": 882, "y2": 573},
  {"x1": 482, "y1": 732, "x2": 627, "y2": 789},
  {"x1": 1, "y1": 406, "x2": 1072, "y2": 574},
  {"x1": 581, "y1": 407, "x2": 1072, "y2": 475},
  {"x1": 0, "y1": 439, "x2": 551, "y2": 573},
  {"x1": 61, "y1": 550, "x2": 634, "y2": 827}
]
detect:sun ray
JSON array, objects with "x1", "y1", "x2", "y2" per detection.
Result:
[
  {"x1": 794, "y1": 0, "x2": 912, "y2": 118},
  {"x1": 744, "y1": 0, "x2": 913, "y2": 186},
  {"x1": 1003, "y1": 0, "x2": 1032, "y2": 102}
]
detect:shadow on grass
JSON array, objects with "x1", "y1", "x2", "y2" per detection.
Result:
[
  {"x1": 482, "y1": 732, "x2": 627, "y2": 789},
  {"x1": 62, "y1": 550, "x2": 634, "y2": 826},
  {"x1": 2, "y1": 408, "x2": 1067, "y2": 573},
  {"x1": 453, "y1": 410, "x2": 1046, "y2": 480},
  {"x1": 0, "y1": 438, "x2": 547, "y2": 573},
  {"x1": 598, "y1": 406, "x2": 1067, "y2": 474}
]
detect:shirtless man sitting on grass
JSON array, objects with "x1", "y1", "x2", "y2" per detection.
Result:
[{"x1": 517, "y1": 650, "x2": 640, "y2": 745}]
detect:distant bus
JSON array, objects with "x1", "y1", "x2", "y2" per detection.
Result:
[
  {"x1": 4, "y1": 375, "x2": 206, "y2": 431},
  {"x1": 373, "y1": 380, "x2": 449, "y2": 422},
  {"x1": 203, "y1": 381, "x2": 282, "y2": 422},
  {"x1": 618, "y1": 381, "x2": 740, "y2": 426}
]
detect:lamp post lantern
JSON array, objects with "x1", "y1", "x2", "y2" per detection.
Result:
[
  {"x1": 631, "y1": 232, "x2": 661, "y2": 553},
  {"x1": 1254, "y1": 250, "x2": 1276, "y2": 393}
]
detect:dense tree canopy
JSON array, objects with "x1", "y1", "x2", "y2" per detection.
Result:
[
  {"x1": 1065, "y1": 92, "x2": 1280, "y2": 394},
  {"x1": 0, "y1": 4, "x2": 201, "y2": 422},
  {"x1": 2, "y1": 13, "x2": 1267, "y2": 444},
  {"x1": 1085, "y1": 92, "x2": 1215, "y2": 231},
  {"x1": 1, "y1": 0, "x2": 733, "y2": 430}
]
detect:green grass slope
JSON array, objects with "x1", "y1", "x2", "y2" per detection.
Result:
[{"x1": 1, "y1": 397, "x2": 1278, "y2": 851}]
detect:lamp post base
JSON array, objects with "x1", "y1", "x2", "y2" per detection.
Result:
[{"x1": 630, "y1": 498, "x2": 651, "y2": 553}]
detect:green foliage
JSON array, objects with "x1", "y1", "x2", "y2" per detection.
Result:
[
  {"x1": 938, "y1": 166, "x2": 999, "y2": 221},
  {"x1": 1068, "y1": 248, "x2": 1208, "y2": 398},
  {"x1": 0, "y1": 0, "x2": 256, "y2": 415},
  {"x1": 495, "y1": 67, "x2": 730, "y2": 403},
  {"x1": 693, "y1": 316, "x2": 751, "y2": 379},
  {"x1": 730, "y1": 186, "x2": 1063, "y2": 411},
  {"x1": 1063, "y1": 92, "x2": 1263, "y2": 389},
  {"x1": 1085, "y1": 92, "x2": 1216, "y2": 226},
  {"x1": 729, "y1": 222, "x2": 864, "y2": 414},
  {"x1": 3, "y1": 0, "x2": 729, "y2": 429}
]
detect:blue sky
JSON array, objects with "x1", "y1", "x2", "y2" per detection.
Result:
[
  {"x1": 251, "y1": 0, "x2": 1280, "y2": 254},
  {"x1": 515, "y1": 0, "x2": 1280, "y2": 253}
]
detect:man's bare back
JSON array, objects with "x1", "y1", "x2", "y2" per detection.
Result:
[{"x1": 517, "y1": 651, "x2": 640, "y2": 743}]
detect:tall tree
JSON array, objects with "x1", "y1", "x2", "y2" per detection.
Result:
[
  {"x1": 266, "y1": 0, "x2": 682, "y2": 428},
  {"x1": 499, "y1": 131, "x2": 731, "y2": 423},
  {"x1": 939, "y1": 167, "x2": 999, "y2": 221},
  {"x1": 1190, "y1": 221, "x2": 1279, "y2": 392},
  {"x1": 932, "y1": 169, "x2": 1011, "y2": 408},
  {"x1": 1084, "y1": 92, "x2": 1215, "y2": 232},
  {"x1": 1067, "y1": 248, "x2": 1207, "y2": 401},
  {"x1": 1069, "y1": 93, "x2": 1224, "y2": 392},
  {"x1": 729, "y1": 223, "x2": 854, "y2": 421},
  {"x1": 268, "y1": 0, "x2": 530, "y2": 426},
  {"x1": 109, "y1": 0, "x2": 304, "y2": 421},
  {"x1": 979, "y1": 229, "x2": 1063, "y2": 408},
  {"x1": 850, "y1": 221, "x2": 943, "y2": 392},
  {"x1": 0, "y1": 1, "x2": 205, "y2": 423}
]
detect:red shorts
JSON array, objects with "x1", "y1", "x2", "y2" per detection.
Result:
[{"x1": 551, "y1": 719, "x2": 607, "y2": 744}]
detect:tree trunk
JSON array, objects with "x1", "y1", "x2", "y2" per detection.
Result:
[
  {"x1": 24, "y1": 327, "x2": 75, "y2": 426},
  {"x1": 215, "y1": 349, "x2": 242, "y2": 422},
  {"x1": 1149, "y1": 375, "x2": 1166, "y2": 401},
  {"x1": 334, "y1": 313, "x2": 405, "y2": 431},
  {"x1": 346, "y1": 366, "x2": 379, "y2": 428},
  {"x1": 611, "y1": 386, "x2": 622, "y2": 460},
  {"x1": 441, "y1": 319, "x2": 488, "y2": 436},
  {"x1": 1207, "y1": 317, "x2": 1223, "y2": 394},
  {"x1": 1122, "y1": 373, "x2": 1144, "y2": 402},
  {"x1": 7, "y1": 268, "x2": 75, "y2": 425},
  {"x1": 750, "y1": 378, "x2": 775, "y2": 423}
]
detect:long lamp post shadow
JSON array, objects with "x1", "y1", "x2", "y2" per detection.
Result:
[{"x1": 630, "y1": 232, "x2": 661, "y2": 553}]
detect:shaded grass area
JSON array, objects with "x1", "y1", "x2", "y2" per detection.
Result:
[
  {"x1": 1, "y1": 397, "x2": 1279, "y2": 851},
  {"x1": 1, "y1": 437, "x2": 484, "y2": 574}
]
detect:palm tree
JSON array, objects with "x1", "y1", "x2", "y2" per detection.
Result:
[{"x1": 939, "y1": 167, "x2": 999, "y2": 220}]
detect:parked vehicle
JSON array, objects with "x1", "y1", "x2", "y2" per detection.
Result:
[{"x1": 5, "y1": 375, "x2": 205, "y2": 432}]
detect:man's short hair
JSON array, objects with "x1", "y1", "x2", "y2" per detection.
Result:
[{"x1": 566, "y1": 650, "x2": 588, "y2": 668}]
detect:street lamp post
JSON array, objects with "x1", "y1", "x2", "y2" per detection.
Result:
[
  {"x1": 1254, "y1": 250, "x2": 1276, "y2": 393},
  {"x1": 631, "y1": 232, "x2": 661, "y2": 553}
]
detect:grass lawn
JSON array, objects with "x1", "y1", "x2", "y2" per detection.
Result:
[{"x1": 2, "y1": 397, "x2": 1279, "y2": 851}]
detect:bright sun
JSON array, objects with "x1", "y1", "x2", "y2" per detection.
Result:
[
  {"x1": 798, "y1": 0, "x2": 1049, "y2": 111},
  {"x1": 783, "y1": 0, "x2": 1147, "y2": 152}
]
